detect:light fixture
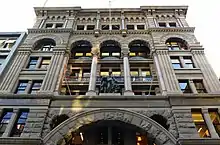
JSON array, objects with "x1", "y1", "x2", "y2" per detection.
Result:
[
  {"x1": 198, "y1": 127, "x2": 202, "y2": 133},
  {"x1": 137, "y1": 136, "x2": 142, "y2": 141},
  {"x1": 80, "y1": 132, "x2": 84, "y2": 141}
]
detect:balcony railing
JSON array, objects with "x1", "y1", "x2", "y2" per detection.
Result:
[{"x1": 131, "y1": 76, "x2": 153, "y2": 82}]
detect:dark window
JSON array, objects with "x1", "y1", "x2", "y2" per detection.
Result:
[
  {"x1": 170, "y1": 57, "x2": 182, "y2": 69},
  {"x1": 87, "y1": 25, "x2": 95, "y2": 30},
  {"x1": 183, "y1": 57, "x2": 194, "y2": 68},
  {"x1": 45, "y1": 23, "x2": 53, "y2": 28},
  {"x1": 11, "y1": 110, "x2": 29, "y2": 137},
  {"x1": 27, "y1": 57, "x2": 38, "y2": 69},
  {"x1": 77, "y1": 25, "x2": 84, "y2": 30},
  {"x1": 112, "y1": 25, "x2": 120, "y2": 30},
  {"x1": 137, "y1": 25, "x2": 145, "y2": 30},
  {"x1": 209, "y1": 110, "x2": 220, "y2": 137},
  {"x1": 41, "y1": 44, "x2": 54, "y2": 51},
  {"x1": 30, "y1": 80, "x2": 42, "y2": 94},
  {"x1": 40, "y1": 57, "x2": 51, "y2": 69},
  {"x1": 127, "y1": 25, "x2": 134, "y2": 30},
  {"x1": 192, "y1": 109, "x2": 210, "y2": 138},
  {"x1": 0, "y1": 110, "x2": 13, "y2": 136},
  {"x1": 55, "y1": 23, "x2": 63, "y2": 28},
  {"x1": 102, "y1": 25, "x2": 109, "y2": 30},
  {"x1": 159, "y1": 22, "x2": 166, "y2": 27},
  {"x1": 15, "y1": 81, "x2": 28, "y2": 94},
  {"x1": 193, "y1": 80, "x2": 207, "y2": 93},
  {"x1": 179, "y1": 80, "x2": 192, "y2": 93},
  {"x1": 169, "y1": 22, "x2": 177, "y2": 27}
]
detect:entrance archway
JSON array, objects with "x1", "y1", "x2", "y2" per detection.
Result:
[{"x1": 43, "y1": 109, "x2": 177, "y2": 145}]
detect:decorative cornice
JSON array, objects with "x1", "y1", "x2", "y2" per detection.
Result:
[
  {"x1": 149, "y1": 27, "x2": 195, "y2": 33},
  {"x1": 28, "y1": 28, "x2": 73, "y2": 34}
]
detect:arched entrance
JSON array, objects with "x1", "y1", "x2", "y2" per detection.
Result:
[{"x1": 43, "y1": 109, "x2": 177, "y2": 145}]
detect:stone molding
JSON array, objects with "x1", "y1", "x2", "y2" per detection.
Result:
[
  {"x1": 28, "y1": 28, "x2": 72, "y2": 34},
  {"x1": 43, "y1": 108, "x2": 177, "y2": 145}
]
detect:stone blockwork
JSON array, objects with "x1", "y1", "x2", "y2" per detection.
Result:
[
  {"x1": 133, "y1": 109, "x2": 179, "y2": 139},
  {"x1": 21, "y1": 109, "x2": 48, "y2": 138},
  {"x1": 172, "y1": 109, "x2": 199, "y2": 139}
]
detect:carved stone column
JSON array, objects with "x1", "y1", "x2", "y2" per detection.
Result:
[
  {"x1": 40, "y1": 47, "x2": 66, "y2": 93},
  {"x1": 153, "y1": 48, "x2": 181, "y2": 94},
  {"x1": 86, "y1": 47, "x2": 99, "y2": 96},
  {"x1": 192, "y1": 49, "x2": 220, "y2": 93},
  {"x1": 122, "y1": 51, "x2": 134, "y2": 95},
  {"x1": 0, "y1": 49, "x2": 31, "y2": 93},
  {"x1": 202, "y1": 109, "x2": 219, "y2": 138},
  {"x1": 94, "y1": 11, "x2": 100, "y2": 37}
]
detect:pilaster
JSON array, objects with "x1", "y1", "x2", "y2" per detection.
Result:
[
  {"x1": 153, "y1": 48, "x2": 181, "y2": 94},
  {"x1": 40, "y1": 47, "x2": 66, "y2": 93},
  {"x1": 192, "y1": 50, "x2": 220, "y2": 94},
  {"x1": 0, "y1": 50, "x2": 31, "y2": 93}
]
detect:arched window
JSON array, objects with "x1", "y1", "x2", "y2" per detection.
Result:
[
  {"x1": 128, "y1": 40, "x2": 150, "y2": 59},
  {"x1": 71, "y1": 40, "x2": 92, "y2": 59},
  {"x1": 34, "y1": 38, "x2": 56, "y2": 51},
  {"x1": 100, "y1": 40, "x2": 121, "y2": 59},
  {"x1": 166, "y1": 37, "x2": 188, "y2": 50},
  {"x1": 150, "y1": 114, "x2": 169, "y2": 130}
]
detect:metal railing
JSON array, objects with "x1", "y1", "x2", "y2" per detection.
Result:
[{"x1": 131, "y1": 76, "x2": 153, "y2": 82}]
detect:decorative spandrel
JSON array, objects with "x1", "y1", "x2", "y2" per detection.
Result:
[{"x1": 100, "y1": 75, "x2": 121, "y2": 93}]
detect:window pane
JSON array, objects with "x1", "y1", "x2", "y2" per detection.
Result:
[
  {"x1": 185, "y1": 64, "x2": 194, "y2": 68},
  {"x1": 171, "y1": 59, "x2": 180, "y2": 63},
  {"x1": 86, "y1": 53, "x2": 92, "y2": 56},
  {"x1": 102, "y1": 53, "x2": 109, "y2": 57},
  {"x1": 184, "y1": 59, "x2": 193, "y2": 63},
  {"x1": 101, "y1": 72, "x2": 109, "y2": 76},
  {"x1": 112, "y1": 72, "x2": 121, "y2": 76},
  {"x1": 130, "y1": 71, "x2": 138, "y2": 76},
  {"x1": 75, "y1": 53, "x2": 83, "y2": 56},
  {"x1": 112, "y1": 52, "x2": 120, "y2": 56},
  {"x1": 172, "y1": 64, "x2": 181, "y2": 69},
  {"x1": 129, "y1": 53, "x2": 136, "y2": 56}
]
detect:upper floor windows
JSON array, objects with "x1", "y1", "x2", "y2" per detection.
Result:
[
  {"x1": 126, "y1": 25, "x2": 135, "y2": 30},
  {"x1": 87, "y1": 25, "x2": 95, "y2": 30},
  {"x1": 27, "y1": 57, "x2": 51, "y2": 69},
  {"x1": 170, "y1": 56, "x2": 194, "y2": 69},
  {"x1": 102, "y1": 25, "x2": 110, "y2": 30},
  {"x1": 33, "y1": 38, "x2": 56, "y2": 51},
  {"x1": 178, "y1": 79, "x2": 206, "y2": 94},
  {"x1": 166, "y1": 37, "x2": 188, "y2": 50},
  {"x1": 15, "y1": 80, "x2": 43, "y2": 94},
  {"x1": 45, "y1": 23, "x2": 63, "y2": 29},
  {"x1": 128, "y1": 40, "x2": 150, "y2": 59},
  {"x1": 71, "y1": 40, "x2": 92, "y2": 59},
  {"x1": 100, "y1": 40, "x2": 121, "y2": 59},
  {"x1": 0, "y1": 109, "x2": 13, "y2": 136},
  {"x1": 158, "y1": 22, "x2": 177, "y2": 27},
  {"x1": 77, "y1": 25, "x2": 85, "y2": 30},
  {"x1": 0, "y1": 39, "x2": 16, "y2": 49},
  {"x1": 11, "y1": 110, "x2": 29, "y2": 137}
]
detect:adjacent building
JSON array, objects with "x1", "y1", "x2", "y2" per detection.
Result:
[
  {"x1": 0, "y1": 32, "x2": 26, "y2": 76},
  {"x1": 0, "y1": 5, "x2": 220, "y2": 145}
]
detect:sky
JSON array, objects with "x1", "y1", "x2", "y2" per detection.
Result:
[{"x1": 0, "y1": 0, "x2": 220, "y2": 77}]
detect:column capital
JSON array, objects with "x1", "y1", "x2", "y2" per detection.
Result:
[
  {"x1": 122, "y1": 51, "x2": 129, "y2": 57},
  {"x1": 201, "y1": 108, "x2": 209, "y2": 114},
  {"x1": 91, "y1": 47, "x2": 100, "y2": 56}
]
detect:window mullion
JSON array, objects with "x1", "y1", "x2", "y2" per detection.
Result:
[
  {"x1": 25, "y1": 80, "x2": 33, "y2": 94},
  {"x1": 36, "y1": 57, "x2": 42, "y2": 68},
  {"x1": 189, "y1": 80, "x2": 198, "y2": 94},
  {"x1": 179, "y1": 56, "x2": 185, "y2": 68}
]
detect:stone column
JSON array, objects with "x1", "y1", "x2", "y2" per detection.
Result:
[
  {"x1": 121, "y1": 13, "x2": 125, "y2": 30},
  {"x1": 2, "y1": 109, "x2": 19, "y2": 137},
  {"x1": 189, "y1": 80, "x2": 198, "y2": 94},
  {"x1": 192, "y1": 49, "x2": 220, "y2": 93},
  {"x1": 202, "y1": 109, "x2": 219, "y2": 138},
  {"x1": 40, "y1": 47, "x2": 66, "y2": 93},
  {"x1": 122, "y1": 51, "x2": 134, "y2": 95},
  {"x1": 0, "y1": 49, "x2": 31, "y2": 93},
  {"x1": 86, "y1": 47, "x2": 99, "y2": 96},
  {"x1": 153, "y1": 48, "x2": 181, "y2": 94}
]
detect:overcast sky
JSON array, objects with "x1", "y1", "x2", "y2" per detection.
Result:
[{"x1": 0, "y1": 0, "x2": 220, "y2": 77}]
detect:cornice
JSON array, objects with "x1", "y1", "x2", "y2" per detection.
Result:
[
  {"x1": 149, "y1": 27, "x2": 195, "y2": 33},
  {"x1": 28, "y1": 28, "x2": 73, "y2": 34}
]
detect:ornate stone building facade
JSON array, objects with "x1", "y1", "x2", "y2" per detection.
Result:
[{"x1": 0, "y1": 5, "x2": 220, "y2": 145}]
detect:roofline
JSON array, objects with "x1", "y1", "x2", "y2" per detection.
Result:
[{"x1": 34, "y1": 5, "x2": 188, "y2": 15}]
